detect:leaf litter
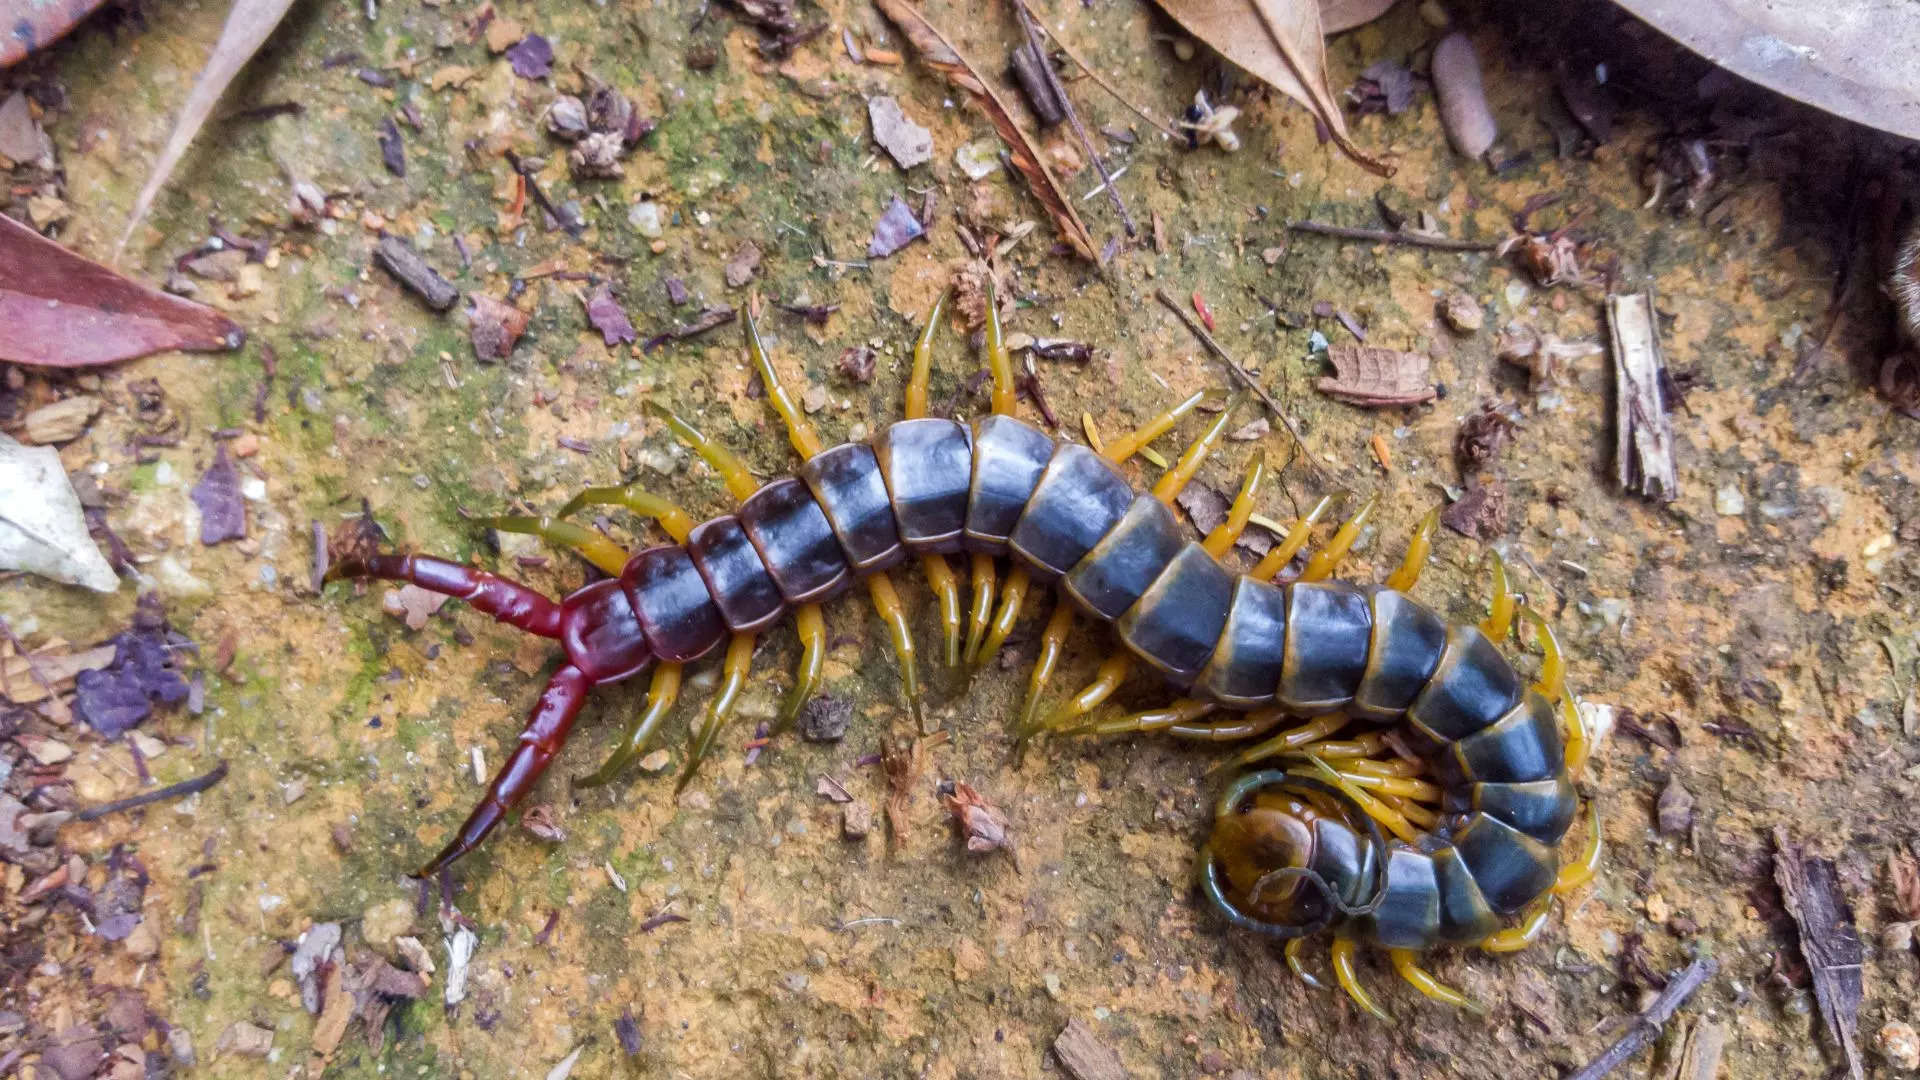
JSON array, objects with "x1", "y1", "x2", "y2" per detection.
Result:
[{"x1": 0, "y1": 432, "x2": 118, "y2": 591}]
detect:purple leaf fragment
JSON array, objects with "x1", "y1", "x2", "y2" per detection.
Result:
[
  {"x1": 191, "y1": 445, "x2": 246, "y2": 545},
  {"x1": 74, "y1": 597, "x2": 192, "y2": 738},
  {"x1": 95, "y1": 913, "x2": 141, "y2": 941},
  {"x1": 506, "y1": 34, "x2": 554, "y2": 80},
  {"x1": 378, "y1": 116, "x2": 406, "y2": 177},
  {"x1": 585, "y1": 284, "x2": 637, "y2": 347},
  {"x1": 867, "y1": 196, "x2": 924, "y2": 259}
]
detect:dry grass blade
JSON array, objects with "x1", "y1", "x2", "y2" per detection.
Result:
[
  {"x1": 117, "y1": 0, "x2": 299, "y2": 260},
  {"x1": 872, "y1": 0, "x2": 1100, "y2": 263},
  {"x1": 1153, "y1": 0, "x2": 1390, "y2": 175}
]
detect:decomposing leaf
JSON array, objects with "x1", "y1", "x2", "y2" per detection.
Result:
[
  {"x1": 723, "y1": 241, "x2": 763, "y2": 288},
  {"x1": 73, "y1": 596, "x2": 192, "y2": 736},
  {"x1": 118, "y1": 0, "x2": 300, "y2": 256},
  {"x1": 943, "y1": 780, "x2": 1012, "y2": 855},
  {"x1": 0, "y1": 433, "x2": 117, "y2": 591},
  {"x1": 0, "y1": 91, "x2": 51, "y2": 163},
  {"x1": 872, "y1": 0, "x2": 1098, "y2": 261},
  {"x1": 469, "y1": 294, "x2": 529, "y2": 362},
  {"x1": 585, "y1": 284, "x2": 637, "y2": 346},
  {"x1": 1320, "y1": 0, "x2": 1398, "y2": 34},
  {"x1": 1150, "y1": 0, "x2": 1389, "y2": 175},
  {"x1": 1440, "y1": 477, "x2": 1507, "y2": 539},
  {"x1": 1316, "y1": 342, "x2": 1434, "y2": 406},
  {"x1": 1053, "y1": 1018, "x2": 1126, "y2": 1080},
  {"x1": 2, "y1": 642, "x2": 115, "y2": 704},
  {"x1": 868, "y1": 94, "x2": 932, "y2": 169},
  {"x1": 0, "y1": 0, "x2": 111, "y2": 68},
  {"x1": 1774, "y1": 828, "x2": 1865, "y2": 1080},
  {"x1": 0, "y1": 214, "x2": 244, "y2": 367},
  {"x1": 191, "y1": 444, "x2": 246, "y2": 545},
  {"x1": 868, "y1": 196, "x2": 926, "y2": 258},
  {"x1": 382, "y1": 584, "x2": 449, "y2": 630},
  {"x1": 506, "y1": 34, "x2": 554, "y2": 80}
]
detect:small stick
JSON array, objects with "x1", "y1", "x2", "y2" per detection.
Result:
[
  {"x1": 1013, "y1": 0, "x2": 1135, "y2": 237},
  {"x1": 1152, "y1": 287, "x2": 1324, "y2": 482},
  {"x1": 72, "y1": 760, "x2": 230, "y2": 822},
  {"x1": 505, "y1": 150, "x2": 585, "y2": 237},
  {"x1": 1027, "y1": 20, "x2": 1181, "y2": 141},
  {"x1": 1566, "y1": 955, "x2": 1717, "y2": 1080},
  {"x1": 1287, "y1": 220, "x2": 1497, "y2": 253}
]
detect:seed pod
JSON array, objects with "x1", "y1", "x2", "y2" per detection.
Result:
[{"x1": 1431, "y1": 32, "x2": 1496, "y2": 159}]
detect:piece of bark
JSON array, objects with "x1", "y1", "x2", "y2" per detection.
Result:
[
  {"x1": 1670, "y1": 1019, "x2": 1728, "y2": 1080},
  {"x1": 1608, "y1": 291, "x2": 1678, "y2": 501},
  {"x1": 1053, "y1": 1018, "x2": 1124, "y2": 1080},
  {"x1": 1774, "y1": 828, "x2": 1864, "y2": 1080},
  {"x1": 373, "y1": 236, "x2": 457, "y2": 311},
  {"x1": 1317, "y1": 343, "x2": 1435, "y2": 407},
  {"x1": 1007, "y1": 42, "x2": 1065, "y2": 128}
]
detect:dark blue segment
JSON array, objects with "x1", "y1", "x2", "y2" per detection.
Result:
[
  {"x1": 1409, "y1": 625, "x2": 1524, "y2": 743},
  {"x1": 686, "y1": 515, "x2": 785, "y2": 634},
  {"x1": 1450, "y1": 776, "x2": 1578, "y2": 846},
  {"x1": 1353, "y1": 589, "x2": 1448, "y2": 719},
  {"x1": 964, "y1": 415, "x2": 1054, "y2": 554},
  {"x1": 1117, "y1": 543, "x2": 1236, "y2": 684},
  {"x1": 1193, "y1": 576, "x2": 1289, "y2": 707},
  {"x1": 1357, "y1": 848, "x2": 1440, "y2": 948},
  {"x1": 1007, "y1": 443, "x2": 1135, "y2": 581},
  {"x1": 800, "y1": 442, "x2": 904, "y2": 574},
  {"x1": 1442, "y1": 692, "x2": 1564, "y2": 786},
  {"x1": 620, "y1": 545, "x2": 726, "y2": 663},
  {"x1": 738, "y1": 477, "x2": 851, "y2": 604},
  {"x1": 1277, "y1": 582, "x2": 1373, "y2": 711},
  {"x1": 1308, "y1": 817, "x2": 1378, "y2": 909},
  {"x1": 1430, "y1": 846, "x2": 1498, "y2": 944},
  {"x1": 874, "y1": 418, "x2": 971, "y2": 553},
  {"x1": 1062, "y1": 495, "x2": 1184, "y2": 620},
  {"x1": 1451, "y1": 814, "x2": 1556, "y2": 914}
]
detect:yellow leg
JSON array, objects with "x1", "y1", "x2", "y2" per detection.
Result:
[
  {"x1": 777, "y1": 602, "x2": 827, "y2": 729},
  {"x1": 922, "y1": 554, "x2": 963, "y2": 667},
  {"x1": 474, "y1": 514, "x2": 631, "y2": 577},
  {"x1": 1518, "y1": 605, "x2": 1590, "y2": 773},
  {"x1": 963, "y1": 553, "x2": 998, "y2": 665},
  {"x1": 1014, "y1": 600, "x2": 1077, "y2": 740},
  {"x1": 643, "y1": 401, "x2": 760, "y2": 503},
  {"x1": 1101, "y1": 389, "x2": 1204, "y2": 464},
  {"x1": 1149, "y1": 392, "x2": 1247, "y2": 504},
  {"x1": 576, "y1": 662, "x2": 683, "y2": 787},
  {"x1": 1479, "y1": 552, "x2": 1515, "y2": 641},
  {"x1": 1388, "y1": 949, "x2": 1483, "y2": 1013},
  {"x1": 746, "y1": 306, "x2": 826, "y2": 460},
  {"x1": 1166, "y1": 710, "x2": 1289, "y2": 742},
  {"x1": 1290, "y1": 757, "x2": 1420, "y2": 844},
  {"x1": 1036, "y1": 653, "x2": 1133, "y2": 733},
  {"x1": 1073, "y1": 697, "x2": 1215, "y2": 737},
  {"x1": 1382, "y1": 507, "x2": 1441, "y2": 593},
  {"x1": 972, "y1": 566, "x2": 1031, "y2": 671},
  {"x1": 1284, "y1": 938, "x2": 1324, "y2": 989},
  {"x1": 676, "y1": 632, "x2": 756, "y2": 792},
  {"x1": 1479, "y1": 897, "x2": 1551, "y2": 953},
  {"x1": 1322, "y1": 769, "x2": 1443, "y2": 804},
  {"x1": 1299, "y1": 495, "x2": 1378, "y2": 582},
  {"x1": 556, "y1": 485, "x2": 697, "y2": 545},
  {"x1": 1202, "y1": 451, "x2": 1267, "y2": 558},
  {"x1": 986, "y1": 278, "x2": 1016, "y2": 416},
  {"x1": 1554, "y1": 807, "x2": 1602, "y2": 893},
  {"x1": 1381, "y1": 793, "x2": 1438, "y2": 829},
  {"x1": 1329, "y1": 938, "x2": 1390, "y2": 1021},
  {"x1": 866, "y1": 573, "x2": 925, "y2": 731},
  {"x1": 1216, "y1": 713, "x2": 1348, "y2": 771},
  {"x1": 905, "y1": 290, "x2": 947, "y2": 420},
  {"x1": 1342, "y1": 757, "x2": 1425, "y2": 779},
  {"x1": 1249, "y1": 493, "x2": 1339, "y2": 580}
]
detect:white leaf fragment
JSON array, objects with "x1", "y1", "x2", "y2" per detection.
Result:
[
  {"x1": 0, "y1": 433, "x2": 118, "y2": 591},
  {"x1": 444, "y1": 926, "x2": 478, "y2": 1006}
]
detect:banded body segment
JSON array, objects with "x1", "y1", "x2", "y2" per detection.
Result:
[
  {"x1": 738, "y1": 477, "x2": 852, "y2": 604},
  {"x1": 964, "y1": 415, "x2": 1054, "y2": 553},
  {"x1": 1061, "y1": 494, "x2": 1185, "y2": 620},
  {"x1": 1351, "y1": 588, "x2": 1448, "y2": 720},
  {"x1": 1448, "y1": 775, "x2": 1578, "y2": 846},
  {"x1": 1277, "y1": 581, "x2": 1374, "y2": 713},
  {"x1": 873, "y1": 418, "x2": 972, "y2": 553},
  {"x1": 620, "y1": 546, "x2": 727, "y2": 663},
  {"x1": 1007, "y1": 442, "x2": 1135, "y2": 582},
  {"x1": 1407, "y1": 625, "x2": 1524, "y2": 745},
  {"x1": 800, "y1": 442, "x2": 906, "y2": 574},
  {"x1": 1192, "y1": 576, "x2": 1289, "y2": 707},
  {"x1": 686, "y1": 515, "x2": 786, "y2": 634},
  {"x1": 1434, "y1": 691, "x2": 1564, "y2": 788},
  {"x1": 1114, "y1": 542, "x2": 1236, "y2": 685}
]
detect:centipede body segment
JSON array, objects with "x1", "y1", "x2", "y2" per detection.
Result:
[{"x1": 327, "y1": 284, "x2": 1598, "y2": 1016}]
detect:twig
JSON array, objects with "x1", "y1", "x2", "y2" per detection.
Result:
[
  {"x1": 1152, "y1": 288, "x2": 1325, "y2": 483},
  {"x1": 505, "y1": 150, "x2": 584, "y2": 237},
  {"x1": 72, "y1": 760, "x2": 230, "y2": 822},
  {"x1": 1287, "y1": 220, "x2": 1497, "y2": 253},
  {"x1": 1028, "y1": 20, "x2": 1181, "y2": 140},
  {"x1": 1566, "y1": 955, "x2": 1717, "y2": 1080},
  {"x1": 1012, "y1": 0, "x2": 1134, "y2": 237}
]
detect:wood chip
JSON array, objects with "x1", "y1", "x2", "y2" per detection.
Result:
[
  {"x1": 1608, "y1": 290, "x2": 1678, "y2": 501},
  {"x1": 1774, "y1": 827, "x2": 1864, "y2": 1080},
  {"x1": 1053, "y1": 1018, "x2": 1125, "y2": 1080},
  {"x1": 1317, "y1": 343, "x2": 1435, "y2": 406},
  {"x1": 23, "y1": 396, "x2": 102, "y2": 445},
  {"x1": 373, "y1": 236, "x2": 458, "y2": 311}
]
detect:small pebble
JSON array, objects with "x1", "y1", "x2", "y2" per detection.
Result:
[
  {"x1": 638, "y1": 748, "x2": 671, "y2": 773},
  {"x1": 1714, "y1": 485, "x2": 1745, "y2": 516},
  {"x1": 1440, "y1": 291, "x2": 1484, "y2": 333},
  {"x1": 841, "y1": 801, "x2": 872, "y2": 840},
  {"x1": 1878, "y1": 1021, "x2": 1920, "y2": 1071},
  {"x1": 361, "y1": 897, "x2": 415, "y2": 950}
]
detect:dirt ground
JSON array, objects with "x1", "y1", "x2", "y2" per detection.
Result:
[{"x1": 4, "y1": 0, "x2": 1920, "y2": 1076}]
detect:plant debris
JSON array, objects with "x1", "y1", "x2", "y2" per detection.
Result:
[
  {"x1": 1316, "y1": 343, "x2": 1435, "y2": 407},
  {"x1": 373, "y1": 236, "x2": 458, "y2": 311},
  {"x1": 797, "y1": 695, "x2": 852, "y2": 742},
  {"x1": 868, "y1": 95, "x2": 933, "y2": 168},
  {"x1": 584, "y1": 284, "x2": 637, "y2": 346},
  {"x1": 837, "y1": 346, "x2": 876, "y2": 383},
  {"x1": 74, "y1": 595, "x2": 193, "y2": 737},
  {"x1": 1774, "y1": 828, "x2": 1865, "y2": 1080},
  {"x1": 190, "y1": 444, "x2": 247, "y2": 544},
  {"x1": 942, "y1": 780, "x2": 1012, "y2": 856},
  {"x1": 867, "y1": 196, "x2": 926, "y2": 258},
  {"x1": 378, "y1": 116, "x2": 406, "y2": 177},
  {"x1": 382, "y1": 584, "x2": 449, "y2": 630},
  {"x1": 505, "y1": 34, "x2": 554, "y2": 80},
  {"x1": 1607, "y1": 291, "x2": 1679, "y2": 501},
  {"x1": 0, "y1": 432, "x2": 118, "y2": 591},
  {"x1": 1455, "y1": 401, "x2": 1516, "y2": 473},
  {"x1": 1053, "y1": 1018, "x2": 1126, "y2": 1080},
  {"x1": 641, "y1": 306, "x2": 736, "y2": 353},
  {"x1": 1566, "y1": 956, "x2": 1717, "y2": 1080},
  {"x1": 1350, "y1": 58, "x2": 1415, "y2": 115},
  {"x1": 469, "y1": 294, "x2": 529, "y2": 362},
  {"x1": 724, "y1": 241, "x2": 763, "y2": 288},
  {"x1": 1441, "y1": 478, "x2": 1507, "y2": 540}
]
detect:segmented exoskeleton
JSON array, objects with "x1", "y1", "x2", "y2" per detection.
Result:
[{"x1": 327, "y1": 283, "x2": 1599, "y2": 1017}]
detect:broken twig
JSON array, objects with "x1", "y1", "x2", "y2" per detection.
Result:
[
  {"x1": 1775, "y1": 828, "x2": 1865, "y2": 1080},
  {"x1": 1288, "y1": 220, "x2": 1496, "y2": 253},
  {"x1": 72, "y1": 760, "x2": 230, "y2": 822},
  {"x1": 1012, "y1": 0, "x2": 1135, "y2": 237},
  {"x1": 1565, "y1": 955, "x2": 1717, "y2": 1080}
]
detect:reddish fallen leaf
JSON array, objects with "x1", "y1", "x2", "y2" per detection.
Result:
[
  {"x1": 1316, "y1": 343, "x2": 1435, "y2": 407},
  {"x1": 0, "y1": 0, "x2": 112, "y2": 68},
  {"x1": 1440, "y1": 477, "x2": 1507, "y2": 540},
  {"x1": 0, "y1": 214, "x2": 244, "y2": 367}
]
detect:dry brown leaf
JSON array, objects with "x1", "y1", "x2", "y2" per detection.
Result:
[
  {"x1": 1320, "y1": 0, "x2": 1397, "y2": 34},
  {"x1": 872, "y1": 0, "x2": 1099, "y2": 262},
  {"x1": 1316, "y1": 343, "x2": 1434, "y2": 406},
  {"x1": 118, "y1": 0, "x2": 299, "y2": 258},
  {"x1": 1152, "y1": 0, "x2": 1390, "y2": 175}
]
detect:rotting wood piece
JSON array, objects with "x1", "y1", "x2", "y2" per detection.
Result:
[
  {"x1": 1774, "y1": 827, "x2": 1865, "y2": 1080},
  {"x1": 1052, "y1": 1018, "x2": 1125, "y2": 1080},
  {"x1": 1607, "y1": 290, "x2": 1678, "y2": 501},
  {"x1": 373, "y1": 236, "x2": 458, "y2": 311}
]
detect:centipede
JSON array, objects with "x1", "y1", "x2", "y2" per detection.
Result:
[{"x1": 326, "y1": 281, "x2": 1601, "y2": 1018}]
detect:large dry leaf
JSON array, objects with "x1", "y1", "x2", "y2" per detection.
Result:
[
  {"x1": 0, "y1": 214, "x2": 244, "y2": 367},
  {"x1": 1154, "y1": 0, "x2": 1390, "y2": 175},
  {"x1": 0, "y1": 0, "x2": 112, "y2": 68},
  {"x1": 1320, "y1": 0, "x2": 1397, "y2": 34},
  {"x1": 0, "y1": 433, "x2": 118, "y2": 591},
  {"x1": 872, "y1": 0, "x2": 1099, "y2": 262},
  {"x1": 117, "y1": 0, "x2": 299, "y2": 258}
]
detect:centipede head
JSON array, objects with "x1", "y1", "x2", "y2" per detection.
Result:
[{"x1": 1197, "y1": 771, "x2": 1386, "y2": 939}]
